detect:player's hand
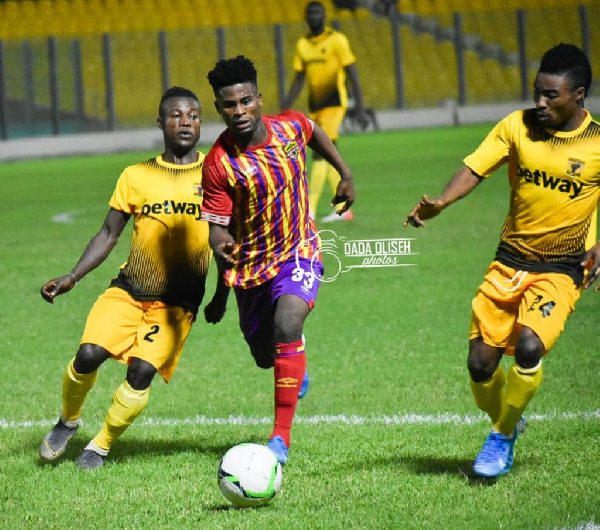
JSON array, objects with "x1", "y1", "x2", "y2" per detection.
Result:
[
  {"x1": 40, "y1": 274, "x2": 77, "y2": 304},
  {"x1": 204, "y1": 296, "x2": 227, "y2": 324},
  {"x1": 581, "y1": 243, "x2": 600, "y2": 291},
  {"x1": 331, "y1": 178, "x2": 355, "y2": 214},
  {"x1": 215, "y1": 241, "x2": 237, "y2": 268},
  {"x1": 204, "y1": 279, "x2": 230, "y2": 324},
  {"x1": 404, "y1": 194, "x2": 445, "y2": 228},
  {"x1": 354, "y1": 108, "x2": 370, "y2": 131}
]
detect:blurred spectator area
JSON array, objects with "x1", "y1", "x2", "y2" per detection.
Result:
[
  {"x1": 0, "y1": 0, "x2": 369, "y2": 37},
  {"x1": 0, "y1": 0, "x2": 598, "y2": 136}
]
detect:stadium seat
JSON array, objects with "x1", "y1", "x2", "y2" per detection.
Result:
[
  {"x1": 336, "y1": 18, "x2": 395, "y2": 110},
  {"x1": 2, "y1": 0, "x2": 597, "y2": 133}
]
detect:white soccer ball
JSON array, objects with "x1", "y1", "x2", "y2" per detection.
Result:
[{"x1": 217, "y1": 443, "x2": 283, "y2": 508}]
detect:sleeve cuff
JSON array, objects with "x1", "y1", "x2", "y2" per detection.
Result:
[{"x1": 201, "y1": 211, "x2": 231, "y2": 225}]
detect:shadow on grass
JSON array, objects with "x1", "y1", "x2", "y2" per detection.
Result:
[
  {"x1": 398, "y1": 455, "x2": 499, "y2": 485},
  {"x1": 26, "y1": 431, "x2": 262, "y2": 469},
  {"x1": 411, "y1": 455, "x2": 513, "y2": 487},
  {"x1": 97, "y1": 437, "x2": 233, "y2": 463},
  {"x1": 314, "y1": 453, "x2": 503, "y2": 487},
  {"x1": 208, "y1": 502, "x2": 276, "y2": 513}
]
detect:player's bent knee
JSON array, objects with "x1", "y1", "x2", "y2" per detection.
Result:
[
  {"x1": 251, "y1": 348, "x2": 275, "y2": 369},
  {"x1": 467, "y1": 338, "x2": 502, "y2": 382},
  {"x1": 246, "y1": 336, "x2": 275, "y2": 369},
  {"x1": 74, "y1": 343, "x2": 110, "y2": 373},
  {"x1": 254, "y1": 357, "x2": 274, "y2": 369},
  {"x1": 274, "y1": 324, "x2": 303, "y2": 344},
  {"x1": 467, "y1": 357, "x2": 496, "y2": 383},
  {"x1": 515, "y1": 330, "x2": 544, "y2": 369},
  {"x1": 273, "y1": 296, "x2": 309, "y2": 343},
  {"x1": 126, "y1": 358, "x2": 157, "y2": 390},
  {"x1": 273, "y1": 311, "x2": 305, "y2": 343}
]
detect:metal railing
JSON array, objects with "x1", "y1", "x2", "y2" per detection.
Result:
[{"x1": 0, "y1": 5, "x2": 596, "y2": 140}]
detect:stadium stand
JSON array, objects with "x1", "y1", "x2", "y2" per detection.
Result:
[
  {"x1": 0, "y1": 0, "x2": 367, "y2": 38},
  {"x1": 0, "y1": 0, "x2": 598, "y2": 133}
]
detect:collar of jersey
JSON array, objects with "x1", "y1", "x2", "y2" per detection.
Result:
[
  {"x1": 156, "y1": 153, "x2": 203, "y2": 169},
  {"x1": 231, "y1": 120, "x2": 273, "y2": 152},
  {"x1": 546, "y1": 110, "x2": 592, "y2": 138},
  {"x1": 308, "y1": 27, "x2": 333, "y2": 43}
]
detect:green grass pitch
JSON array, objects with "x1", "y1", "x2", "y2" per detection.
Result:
[{"x1": 0, "y1": 124, "x2": 598, "y2": 528}]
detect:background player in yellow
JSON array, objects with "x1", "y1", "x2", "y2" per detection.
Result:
[
  {"x1": 39, "y1": 87, "x2": 229, "y2": 470},
  {"x1": 404, "y1": 43, "x2": 600, "y2": 478},
  {"x1": 281, "y1": 0, "x2": 368, "y2": 222}
]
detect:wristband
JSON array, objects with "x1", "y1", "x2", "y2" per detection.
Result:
[{"x1": 68, "y1": 272, "x2": 78, "y2": 286}]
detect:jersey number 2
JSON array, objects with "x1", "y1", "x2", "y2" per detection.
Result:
[{"x1": 144, "y1": 325, "x2": 160, "y2": 342}]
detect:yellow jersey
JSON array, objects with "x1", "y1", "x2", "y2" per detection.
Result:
[
  {"x1": 293, "y1": 27, "x2": 356, "y2": 112},
  {"x1": 464, "y1": 109, "x2": 600, "y2": 285},
  {"x1": 108, "y1": 153, "x2": 211, "y2": 313}
]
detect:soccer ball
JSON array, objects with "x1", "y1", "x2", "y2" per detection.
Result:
[{"x1": 217, "y1": 443, "x2": 283, "y2": 508}]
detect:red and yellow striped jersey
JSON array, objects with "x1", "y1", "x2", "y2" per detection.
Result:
[
  {"x1": 108, "y1": 153, "x2": 211, "y2": 312},
  {"x1": 201, "y1": 111, "x2": 320, "y2": 288},
  {"x1": 464, "y1": 109, "x2": 600, "y2": 285}
]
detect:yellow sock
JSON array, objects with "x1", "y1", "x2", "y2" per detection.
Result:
[
  {"x1": 309, "y1": 160, "x2": 328, "y2": 214},
  {"x1": 62, "y1": 358, "x2": 98, "y2": 422},
  {"x1": 92, "y1": 381, "x2": 150, "y2": 452},
  {"x1": 495, "y1": 361, "x2": 542, "y2": 436},
  {"x1": 470, "y1": 365, "x2": 506, "y2": 424}
]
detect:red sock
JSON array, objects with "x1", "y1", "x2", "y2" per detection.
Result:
[{"x1": 270, "y1": 340, "x2": 306, "y2": 447}]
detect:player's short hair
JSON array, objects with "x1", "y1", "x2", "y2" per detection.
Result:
[
  {"x1": 207, "y1": 56, "x2": 258, "y2": 95},
  {"x1": 159, "y1": 86, "x2": 199, "y2": 116},
  {"x1": 538, "y1": 43, "x2": 592, "y2": 96},
  {"x1": 306, "y1": 1, "x2": 325, "y2": 12}
]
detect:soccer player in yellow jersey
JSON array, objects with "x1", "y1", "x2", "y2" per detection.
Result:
[
  {"x1": 39, "y1": 87, "x2": 229, "y2": 470},
  {"x1": 405, "y1": 44, "x2": 600, "y2": 478},
  {"x1": 281, "y1": 1, "x2": 367, "y2": 222}
]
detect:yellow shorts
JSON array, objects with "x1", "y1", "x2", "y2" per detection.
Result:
[
  {"x1": 80, "y1": 287, "x2": 194, "y2": 382},
  {"x1": 469, "y1": 262, "x2": 580, "y2": 355},
  {"x1": 309, "y1": 106, "x2": 346, "y2": 141}
]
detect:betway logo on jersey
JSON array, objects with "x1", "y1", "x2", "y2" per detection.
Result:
[
  {"x1": 516, "y1": 165, "x2": 583, "y2": 199},
  {"x1": 141, "y1": 200, "x2": 202, "y2": 220}
]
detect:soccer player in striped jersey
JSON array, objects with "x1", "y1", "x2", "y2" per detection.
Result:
[
  {"x1": 203, "y1": 55, "x2": 356, "y2": 465},
  {"x1": 405, "y1": 43, "x2": 600, "y2": 478},
  {"x1": 39, "y1": 87, "x2": 229, "y2": 470}
]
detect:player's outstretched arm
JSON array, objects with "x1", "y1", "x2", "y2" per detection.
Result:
[
  {"x1": 204, "y1": 257, "x2": 231, "y2": 324},
  {"x1": 40, "y1": 208, "x2": 130, "y2": 304},
  {"x1": 308, "y1": 122, "x2": 355, "y2": 213},
  {"x1": 404, "y1": 166, "x2": 482, "y2": 228},
  {"x1": 582, "y1": 242, "x2": 600, "y2": 291}
]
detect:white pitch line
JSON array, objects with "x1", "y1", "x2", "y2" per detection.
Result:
[
  {"x1": 52, "y1": 210, "x2": 82, "y2": 224},
  {"x1": 1, "y1": 410, "x2": 598, "y2": 430}
]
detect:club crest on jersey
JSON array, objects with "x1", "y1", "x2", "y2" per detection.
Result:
[
  {"x1": 566, "y1": 158, "x2": 585, "y2": 178},
  {"x1": 194, "y1": 183, "x2": 203, "y2": 197},
  {"x1": 284, "y1": 140, "x2": 300, "y2": 159}
]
